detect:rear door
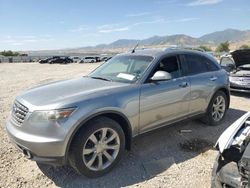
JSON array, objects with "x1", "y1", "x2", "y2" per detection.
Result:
[
  {"x1": 181, "y1": 54, "x2": 219, "y2": 115},
  {"x1": 139, "y1": 55, "x2": 191, "y2": 133}
]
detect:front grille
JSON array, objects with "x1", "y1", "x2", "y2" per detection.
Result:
[{"x1": 11, "y1": 101, "x2": 29, "y2": 125}]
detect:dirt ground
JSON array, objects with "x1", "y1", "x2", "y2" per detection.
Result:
[{"x1": 0, "y1": 63, "x2": 249, "y2": 188}]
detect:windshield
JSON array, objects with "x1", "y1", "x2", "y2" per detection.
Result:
[{"x1": 89, "y1": 55, "x2": 154, "y2": 83}]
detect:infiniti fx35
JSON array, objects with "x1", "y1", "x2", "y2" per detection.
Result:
[{"x1": 6, "y1": 48, "x2": 230, "y2": 177}]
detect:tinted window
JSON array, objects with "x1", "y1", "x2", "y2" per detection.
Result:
[
  {"x1": 185, "y1": 54, "x2": 218, "y2": 75},
  {"x1": 206, "y1": 57, "x2": 220, "y2": 71}
]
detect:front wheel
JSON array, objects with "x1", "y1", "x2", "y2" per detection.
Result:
[
  {"x1": 69, "y1": 117, "x2": 125, "y2": 178},
  {"x1": 204, "y1": 91, "x2": 228, "y2": 126}
]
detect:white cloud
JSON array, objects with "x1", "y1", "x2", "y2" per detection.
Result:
[
  {"x1": 97, "y1": 23, "x2": 130, "y2": 33},
  {"x1": 12, "y1": 43, "x2": 24, "y2": 46},
  {"x1": 97, "y1": 24, "x2": 121, "y2": 30},
  {"x1": 70, "y1": 25, "x2": 89, "y2": 32},
  {"x1": 132, "y1": 18, "x2": 165, "y2": 26},
  {"x1": 132, "y1": 17, "x2": 199, "y2": 26},
  {"x1": 172, "y1": 17, "x2": 200, "y2": 22},
  {"x1": 188, "y1": 0, "x2": 223, "y2": 6},
  {"x1": 126, "y1": 12, "x2": 152, "y2": 17},
  {"x1": 99, "y1": 27, "x2": 130, "y2": 33},
  {"x1": 97, "y1": 17, "x2": 199, "y2": 34},
  {"x1": 1, "y1": 35, "x2": 54, "y2": 46},
  {"x1": 82, "y1": 33, "x2": 101, "y2": 38}
]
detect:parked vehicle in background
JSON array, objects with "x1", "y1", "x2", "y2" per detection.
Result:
[
  {"x1": 212, "y1": 112, "x2": 250, "y2": 188},
  {"x1": 220, "y1": 49, "x2": 250, "y2": 93},
  {"x1": 48, "y1": 57, "x2": 73, "y2": 64},
  {"x1": 6, "y1": 48, "x2": 230, "y2": 178},
  {"x1": 79, "y1": 57, "x2": 96, "y2": 63},
  {"x1": 95, "y1": 56, "x2": 101, "y2": 62},
  {"x1": 38, "y1": 57, "x2": 53, "y2": 64},
  {"x1": 104, "y1": 56, "x2": 112, "y2": 62},
  {"x1": 71, "y1": 56, "x2": 80, "y2": 63},
  {"x1": 100, "y1": 57, "x2": 108, "y2": 62}
]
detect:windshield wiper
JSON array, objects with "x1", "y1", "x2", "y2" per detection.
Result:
[{"x1": 90, "y1": 76, "x2": 112, "y2": 82}]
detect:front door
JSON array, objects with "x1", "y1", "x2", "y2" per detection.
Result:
[{"x1": 139, "y1": 55, "x2": 190, "y2": 133}]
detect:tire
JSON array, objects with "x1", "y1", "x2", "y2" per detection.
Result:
[
  {"x1": 203, "y1": 91, "x2": 228, "y2": 126},
  {"x1": 69, "y1": 117, "x2": 125, "y2": 178}
]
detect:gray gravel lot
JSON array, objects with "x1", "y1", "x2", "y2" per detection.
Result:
[{"x1": 0, "y1": 63, "x2": 249, "y2": 188}]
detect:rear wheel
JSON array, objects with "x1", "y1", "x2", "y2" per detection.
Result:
[
  {"x1": 69, "y1": 117, "x2": 125, "y2": 178},
  {"x1": 204, "y1": 91, "x2": 228, "y2": 126}
]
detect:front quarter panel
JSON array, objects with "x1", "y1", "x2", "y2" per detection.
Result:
[{"x1": 65, "y1": 84, "x2": 140, "y2": 147}]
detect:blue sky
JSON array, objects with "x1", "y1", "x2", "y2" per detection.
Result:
[{"x1": 0, "y1": 0, "x2": 249, "y2": 50}]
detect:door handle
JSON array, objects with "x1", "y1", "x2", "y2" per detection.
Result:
[
  {"x1": 179, "y1": 82, "x2": 188, "y2": 88},
  {"x1": 210, "y1": 76, "x2": 217, "y2": 81}
]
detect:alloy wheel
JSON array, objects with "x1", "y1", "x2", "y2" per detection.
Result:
[
  {"x1": 212, "y1": 96, "x2": 226, "y2": 122},
  {"x1": 82, "y1": 128, "x2": 120, "y2": 171}
]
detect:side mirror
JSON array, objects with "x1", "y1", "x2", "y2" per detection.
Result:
[{"x1": 150, "y1": 71, "x2": 172, "y2": 81}]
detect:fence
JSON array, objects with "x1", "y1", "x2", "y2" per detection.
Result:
[{"x1": 0, "y1": 56, "x2": 51, "y2": 63}]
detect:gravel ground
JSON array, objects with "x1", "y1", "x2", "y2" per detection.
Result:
[{"x1": 0, "y1": 63, "x2": 249, "y2": 188}]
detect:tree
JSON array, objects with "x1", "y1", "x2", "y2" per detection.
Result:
[
  {"x1": 216, "y1": 41, "x2": 230, "y2": 52},
  {"x1": 239, "y1": 44, "x2": 250, "y2": 49},
  {"x1": 198, "y1": 45, "x2": 212, "y2": 52},
  {"x1": 0, "y1": 50, "x2": 19, "y2": 56}
]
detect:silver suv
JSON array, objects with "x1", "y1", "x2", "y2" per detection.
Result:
[{"x1": 6, "y1": 48, "x2": 230, "y2": 178}]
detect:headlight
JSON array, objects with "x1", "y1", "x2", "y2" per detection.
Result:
[{"x1": 29, "y1": 108, "x2": 76, "y2": 123}]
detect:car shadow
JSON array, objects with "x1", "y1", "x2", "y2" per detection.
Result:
[{"x1": 37, "y1": 108, "x2": 247, "y2": 188}]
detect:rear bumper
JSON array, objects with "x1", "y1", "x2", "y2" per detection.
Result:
[{"x1": 6, "y1": 119, "x2": 67, "y2": 165}]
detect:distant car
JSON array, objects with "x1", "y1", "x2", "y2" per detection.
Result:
[
  {"x1": 220, "y1": 49, "x2": 250, "y2": 93},
  {"x1": 103, "y1": 56, "x2": 112, "y2": 62},
  {"x1": 71, "y1": 56, "x2": 80, "y2": 63},
  {"x1": 100, "y1": 57, "x2": 108, "y2": 62},
  {"x1": 38, "y1": 57, "x2": 53, "y2": 64},
  {"x1": 79, "y1": 57, "x2": 96, "y2": 63},
  {"x1": 95, "y1": 57, "x2": 101, "y2": 62},
  {"x1": 212, "y1": 112, "x2": 250, "y2": 188},
  {"x1": 49, "y1": 57, "x2": 73, "y2": 64}
]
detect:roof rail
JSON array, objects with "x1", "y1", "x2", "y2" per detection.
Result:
[{"x1": 164, "y1": 45, "x2": 205, "y2": 52}]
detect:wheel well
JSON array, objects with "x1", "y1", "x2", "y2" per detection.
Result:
[
  {"x1": 103, "y1": 113, "x2": 132, "y2": 150},
  {"x1": 67, "y1": 112, "x2": 132, "y2": 161},
  {"x1": 217, "y1": 88, "x2": 230, "y2": 109}
]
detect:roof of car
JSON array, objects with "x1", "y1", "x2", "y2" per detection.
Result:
[{"x1": 120, "y1": 48, "x2": 208, "y2": 58}]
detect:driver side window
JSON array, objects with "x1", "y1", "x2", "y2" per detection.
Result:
[{"x1": 153, "y1": 56, "x2": 181, "y2": 79}]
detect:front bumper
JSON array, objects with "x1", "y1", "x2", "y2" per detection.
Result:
[
  {"x1": 230, "y1": 87, "x2": 250, "y2": 93},
  {"x1": 6, "y1": 119, "x2": 67, "y2": 165},
  {"x1": 230, "y1": 77, "x2": 250, "y2": 93}
]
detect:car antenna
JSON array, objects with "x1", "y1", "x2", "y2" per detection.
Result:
[{"x1": 131, "y1": 42, "x2": 139, "y2": 53}]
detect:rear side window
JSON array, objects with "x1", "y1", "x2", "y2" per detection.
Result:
[{"x1": 184, "y1": 54, "x2": 218, "y2": 75}]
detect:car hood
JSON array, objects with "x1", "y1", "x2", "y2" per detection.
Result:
[
  {"x1": 16, "y1": 77, "x2": 128, "y2": 110},
  {"x1": 231, "y1": 49, "x2": 250, "y2": 67},
  {"x1": 215, "y1": 112, "x2": 250, "y2": 153}
]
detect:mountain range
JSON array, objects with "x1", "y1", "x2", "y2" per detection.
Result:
[
  {"x1": 72, "y1": 29, "x2": 250, "y2": 53},
  {"x1": 27, "y1": 29, "x2": 250, "y2": 55}
]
